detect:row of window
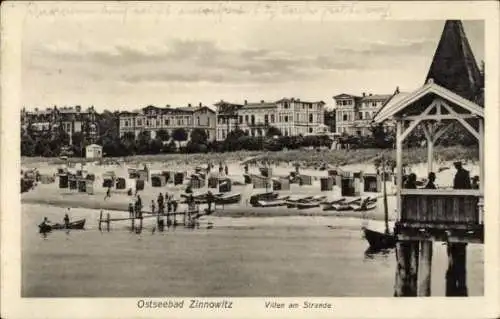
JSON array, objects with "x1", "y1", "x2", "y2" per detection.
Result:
[
  {"x1": 337, "y1": 111, "x2": 375, "y2": 122},
  {"x1": 222, "y1": 113, "x2": 320, "y2": 125},
  {"x1": 336, "y1": 100, "x2": 380, "y2": 107},
  {"x1": 217, "y1": 126, "x2": 315, "y2": 140},
  {"x1": 123, "y1": 116, "x2": 210, "y2": 128}
]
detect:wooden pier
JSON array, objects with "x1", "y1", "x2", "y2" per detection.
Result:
[
  {"x1": 373, "y1": 20, "x2": 485, "y2": 297},
  {"x1": 97, "y1": 208, "x2": 207, "y2": 232}
]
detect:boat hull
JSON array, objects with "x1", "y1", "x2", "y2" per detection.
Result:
[
  {"x1": 362, "y1": 227, "x2": 396, "y2": 250},
  {"x1": 39, "y1": 219, "x2": 86, "y2": 232}
]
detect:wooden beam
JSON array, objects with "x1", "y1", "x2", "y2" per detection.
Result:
[
  {"x1": 400, "y1": 100, "x2": 438, "y2": 142},
  {"x1": 446, "y1": 243, "x2": 468, "y2": 296},
  {"x1": 432, "y1": 123, "x2": 454, "y2": 143},
  {"x1": 402, "y1": 114, "x2": 478, "y2": 121},
  {"x1": 441, "y1": 102, "x2": 480, "y2": 140}
]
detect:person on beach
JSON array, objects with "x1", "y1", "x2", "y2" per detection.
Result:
[
  {"x1": 157, "y1": 193, "x2": 164, "y2": 214},
  {"x1": 244, "y1": 163, "x2": 249, "y2": 174},
  {"x1": 453, "y1": 161, "x2": 471, "y2": 189},
  {"x1": 185, "y1": 184, "x2": 193, "y2": 194},
  {"x1": 63, "y1": 213, "x2": 70, "y2": 228},
  {"x1": 167, "y1": 199, "x2": 172, "y2": 214},
  {"x1": 224, "y1": 165, "x2": 229, "y2": 175},
  {"x1": 151, "y1": 200, "x2": 156, "y2": 215},
  {"x1": 128, "y1": 203, "x2": 134, "y2": 218},
  {"x1": 206, "y1": 191, "x2": 214, "y2": 213},
  {"x1": 404, "y1": 173, "x2": 417, "y2": 189},
  {"x1": 127, "y1": 188, "x2": 132, "y2": 196},
  {"x1": 219, "y1": 163, "x2": 223, "y2": 174},
  {"x1": 172, "y1": 200, "x2": 178, "y2": 214},
  {"x1": 471, "y1": 176, "x2": 480, "y2": 189},
  {"x1": 425, "y1": 172, "x2": 437, "y2": 189},
  {"x1": 104, "y1": 187, "x2": 111, "y2": 200}
]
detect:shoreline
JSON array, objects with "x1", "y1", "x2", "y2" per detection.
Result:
[{"x1": 22, "y1": 197, "x2": 394, "y2": 222}]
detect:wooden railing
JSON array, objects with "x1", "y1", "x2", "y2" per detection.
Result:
[{"x1": 400, "y1": 189, "x2": 483, "y2": 225}]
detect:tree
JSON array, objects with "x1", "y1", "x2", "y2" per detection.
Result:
[
  {"x1": 149, "y1": 138, "x2": 163, "y2": 154},
  {"x1": 172, "y1": 127, "x2": 188, "y2": 148},
  {"x1": 137, "y1": 130, "x2": 152, "y2": 154},
  {"x1": 266, "y1": 126, "x2": 282, "y2": 137},
  {"x1": 190, "y1": 128, "x2": 208, "y2": 145},
  {"x1": 156, "y1": 129, "x2": 170, "y2": 141}
]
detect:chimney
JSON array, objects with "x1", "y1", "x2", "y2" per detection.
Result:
[
  {"x1": 260, "y1": 100, "x2": 264, "y2": 104},
  {"x1": 297, "y1": 98, "x2": 300, "y2": 102},
  {"x1": 199, "y1": 102, "x2": 202, "y2": 107},
  {"x1": 395, "y1": 86, "x2": 400, "y2": 94},
  {"x1": 362, "y1": 92, "x2": 366, "y2": 97},
  {"x1": 244, "y1": 100, "x2": 248, "y2": 105},
  {"x1": 188, "y1": 103, "x2": 192, "y2": 107},
  {"x1": 369, "y1": 93, "x2": 372, "y2": 96},
  {"x1": 166, "y1": 104, "x2": 170, "y2": 108}
]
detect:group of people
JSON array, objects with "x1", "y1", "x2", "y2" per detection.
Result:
[{"x1": 403, "y1": 161, "x2": 479, "y2": 190}]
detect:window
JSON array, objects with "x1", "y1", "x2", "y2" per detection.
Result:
[
  {"x1": 146, "y1": 120, "x2": 150, "y2": 126},
  {"x1": 372, "y1": 102, "x2": 377, "y2": 107},
  {"x1": 264, "y1": 114, "x2": 269, "y2": 123},
  {"x1": 239, "y1": 116, "x2": 243, "y2": 124},
  {"x1": 245, "y1": 115, "x2": 249, "y2": 123},
  {"x1": 125, "y1": 120, "x2": 129, "y2": 127},
  {"x1": 284, "y1": 116, "x2": 288, "y2": 123},
  {"x1": 251, "y1": 115, "x2": 255, "y2": 125},
  {"x1": 284, "y1": 102, "x2": 289, "y2": 109},
  {"x1": 365, "y1": 112, "x2": 370, "y2": 120},
  {"x1": 165, "y1": 119, "x2": 170, "y2": 126},
  {"x1": 358, "y1": 112, "x2": 363, "y2": 120},
  {"x1": 270, "y1": 114, "x2": 275, "y2": 123},
  {"x1": 309, "y1": 104, "x2": 312, "y2": 109},
  {"x1": 177, "y1": 119, "x2": 181, "y2": 126},
  {"x1": 137, "y1": 119, "x2": 142, "y2": 126},
  {"x1": 208, "y1": 118, "x2": 210, "y2": 126},
  {"x1": 309, "y1": 127, "x2": 313, "y2": 133},
  {"x1": 343, "y1": 114, "x2": 348, "y2": 121},
  {"x1": 156, "y1": 120, "x2": 160, "y2": 126},
  {"x1": 197, "y1": 117, "x2": 200, "y2": 126},
  {"x1": 356, "y1": 130, "x2": 362, "y2": 136},
  {"x1": 222, "y1": 130, "x2": 226, "y2": 139},
  {"x1": 309, "y1": 114, "x2": 313, "y2": 123}
]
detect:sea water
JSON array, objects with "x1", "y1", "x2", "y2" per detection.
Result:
[{"x1": 22, "y1": 204, "x2": 483, "y2": 297}]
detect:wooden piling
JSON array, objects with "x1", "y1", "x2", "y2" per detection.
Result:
[
  {"x1": 394, "y1": 241, "x2": 419, "y2": 296},
  {"x1": 139, "y1": 216, "x2": 143, "y2": 232},
  {"x1": 106, "y1": 213, "x2": 110, "y2": 232},
  {"x1": 446, "y1": 243, "x2": 468, "y2": 296},
  {"x1": 130, "y1": 216, "x2": 135, "y2": 232},
  {"x1": 98, "y1": 210, "x2": 103, "y2": 231},
  {"x1": 417, "y1": 241, "x2": 433, "y2": 296}
]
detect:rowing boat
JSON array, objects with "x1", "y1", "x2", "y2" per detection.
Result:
[{"x1": 38, "y1": 219, "x2": 86, "y2": 233}]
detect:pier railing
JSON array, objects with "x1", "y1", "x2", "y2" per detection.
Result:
[{"x1": 396, "y1": 189, "x2": 484, "y2": 243}]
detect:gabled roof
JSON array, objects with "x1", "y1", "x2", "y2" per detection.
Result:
[
  {"x1": 333, "y1": 93, "x2": 361, "y2": 99},
  {"x1": 360, "y1": 94, "x2": 392, "y2": 102},
  {"x1": 373, "y1": 81, "x2": 484, "y2": 123},
  {"x1": 425, "y1": 20, "x2": 483, "y2": 102}
]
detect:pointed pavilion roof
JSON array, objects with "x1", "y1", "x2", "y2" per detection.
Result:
[{"x1": 425, "y1": 20, "x2": 483, "y2": 103}]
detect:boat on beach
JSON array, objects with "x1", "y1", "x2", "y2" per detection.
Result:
[
  {"x1": 214, "y1": 193, "x2": 241, "y2": 205},
  {"x1": 286, "y1": 195, "x2": 314, "y2": 208},
  {"x1": 351, "y1": 203, "x2": 377, "y2": 212},
  {"x1": 249, "y1": 192, "x2": 279, "y2": 207},
  {"x1": 362, "y1": 227, "x2": 396, "y2": 250},
  {"x1": 38, "y1": 219, "x2": 86, "y2": 233}
]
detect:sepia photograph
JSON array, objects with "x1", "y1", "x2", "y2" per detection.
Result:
[{"x1": 2, "y1": 1, "x2": 499, "y2": 318}]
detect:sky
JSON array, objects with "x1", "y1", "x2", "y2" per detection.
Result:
[{"x1": 20, "y1": 3, "x2": 485, "y2": 111}]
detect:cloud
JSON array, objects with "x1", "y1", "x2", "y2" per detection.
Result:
[{"x1": 29, "y1": 37, "x2": 425, "y2": 85}]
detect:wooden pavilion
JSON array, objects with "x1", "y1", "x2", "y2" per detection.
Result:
[{"x1": 373, "y1": 20, "x2": 484, "y2": 297}]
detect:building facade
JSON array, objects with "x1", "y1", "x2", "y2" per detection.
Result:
[
  {"x1": 118, "y1": 104, "x2": 217, "y2": 141},
  {"x1": 333, "y1": 93, "x2": 393, "y2": 136},
  {"x1": 21, "y1": 105, "x2": 99, "y2": 144},
  {"x1": 215, "y1": 98, "x2": 325, "y2": 141}
]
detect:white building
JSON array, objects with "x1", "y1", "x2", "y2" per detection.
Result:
[
  {"x1": 85, "y1": 144, "x2": 103, "y2": 159},
  {"x1": 215, "y1": 98, "x2": 325, "y2": 141}
]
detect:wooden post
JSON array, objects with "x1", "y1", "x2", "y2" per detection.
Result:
[
  {"x1": 478, "y1": 119, "x2": 484, "y2": 192},
  {"x1": 427, "y1": 139, "x2": 434, "y2": 173},
  {"x1": 446, "y1": 243, "x2": 468, "y2": 296},
  {"x1": 131, "y1": 215, "x2": 135, "y2": 232},
  {"x1": 139, "y1": 216, "x2": 143, "y2": 232},
  {"x1": 396, "y1": 120, "x2": 403, "y2": 220},
  {"x1": 98, "y1": 210, "x2": 102, "y2": 231},
  {"x1": 106, "y1": 213, "x2": 110, "y2": 232},
  {"x1": 394, "y1": 241, "x2": 418, "y2": 297},
  {"x1": 418, "y1": 240, "x2": 433, "y2": 296},
  {"x1": 408, "y1": 241, "x2": 419, "y2": 296}
]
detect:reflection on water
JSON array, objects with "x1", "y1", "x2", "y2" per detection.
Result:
[{"x1": 364, "y1": 247, "x2": 392, "y2": 259}]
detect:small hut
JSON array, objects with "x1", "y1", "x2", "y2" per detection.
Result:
[
  {"x1": 59, "y1": 174, "x2": 69, "y2": 188},
  {"x1": 115, "y1": 177, "x2": 127, "y2": 189},
  {"x1": 320, "y1": 177, "x2": 334, "y2": 191},
  {"x1": 174, "y1": 172, "x2": 184, "y2": 185},
  {"x1": 363, "y1": 173, "x2": 381, "y2": 192},
  {"x1": 218, "y1": 178, "x2": 232, "y2": 193},
  {"x1": 272, "y1": 177, "x2": 290, "y2": 191},
  {"x1": 251, "y1": 174, "x2": 271, "y2": 189},
  {"x1": 298, "y1": 174, "x2": 312, "y2": 186},
  {"x1": 151, "y1": 174, "x2": 167, "y2": 187},
  {"x1": 162, "y1": 171, "x2": 172, "y2": 183},
  {"x1": 190, "y1": 174, "x2": 205, "y2": 189}
]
